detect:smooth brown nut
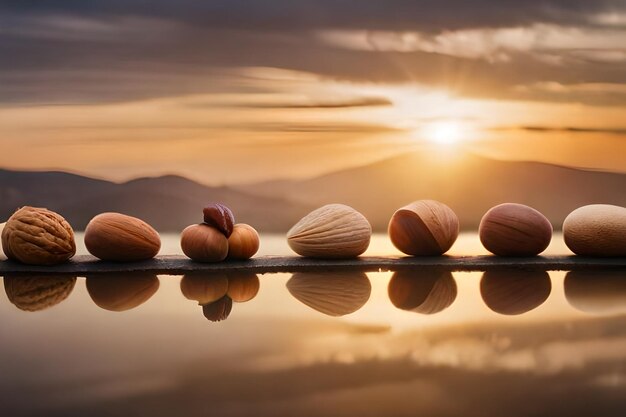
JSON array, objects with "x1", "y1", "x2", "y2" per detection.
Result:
[
  {"x1": 227, "y1": 224, "x2": 260, "y2": 260},
  {"x1": 226, "y1": 272, "x2": 260, "y2": 302},
  {"x1": 388, "y1": 200, "x2": 459, "y2": 256},
  {"x1": 203, "y1": 203, "x2": 235, "y2": 237},
  {"x1": 4, "y1": 275, "x2": 76, "y2": 311},
  {"x1": 180, "y1": 273, "x2": 229, "y2": 305},
  {"x1": 286, "y1": 271, "x2": 371, "y2": 316},
  {"x1": 84, "y1": 212, "x2": 161, "y2": 261},
  {"x1": 2, "y1": 206, "x2": 76, "y2": 265},
  {"x1": 563, "y1": 204, "x2": 626, "y2": 257},
  {"x1": 202, "y1": 296, "x2": 233, "y2": 322},
  {"x1": 86, "y1": 273, "x2": 159, "y2": 312},
  {"x1": 287, "y1": 204, "x2": 371, "y2": 259},
  {"x1": 479, "y1": 203, "x2": 552, "y2": 256},
  {"x1": 480, "y1": 269, "x2": 551, "y2": 315},
  {"x1": 388, "y1": 269, "x2": 457, "y2": 314},
  {"x1": 180, "y1": 224, "x2": 229, "y2": 262}
]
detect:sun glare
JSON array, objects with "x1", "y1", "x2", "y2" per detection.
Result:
[{"x1": 422, "y1": 121, "x2": 465, "y2": 145}]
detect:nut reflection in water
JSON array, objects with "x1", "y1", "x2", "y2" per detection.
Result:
[
  {"x1": 388, "y1": 269, "x2": 457, "y2": 314},
  {"x1": 181, "y1": 272, "x2": 260, "y2": 322},
  {"x1": 564, "y1": 270, "x2": 626, "y2": 314},
  {"x1": 480, "y1": 269, "x2": 551, "y2": 315},
  {"x1": 286, "y1": 271, "x2": 371, "y2": 316},
  {"x1": 86, "y1": 273, "x2": 159, "y2": 312},
  {"x1": 4, "y1": 275, "x2": 76, "y2": 311}
]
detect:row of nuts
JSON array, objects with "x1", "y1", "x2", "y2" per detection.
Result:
[
  {"x1": 180, "y1": 203, "x2": 260, "y2": 262},
  {"x1": 288, "y1": 201, "x2": 625, "y2": 258}
]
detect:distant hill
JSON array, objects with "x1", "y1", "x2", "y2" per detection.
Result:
[
  {"x1": 238, "y1": 152, "x2": 626, "y2": 230},
  {"x1": 0, "y1": 170, "x2": 313, "y2": 231},
  {"x1": 1, "y1": 152, "x2": 624, "y2": 232}
]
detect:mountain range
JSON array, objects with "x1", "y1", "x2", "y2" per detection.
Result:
[{"x1": 1, "y1": 152, "x2": 624, "y2": 231}]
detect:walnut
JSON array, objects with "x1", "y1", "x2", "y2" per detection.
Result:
[
  {"x1": 4, "y1": 275, "x2": 77, "y2": 311},
  {"x1": 1, "y1": 206, "x2": 76, "y2": 265}
]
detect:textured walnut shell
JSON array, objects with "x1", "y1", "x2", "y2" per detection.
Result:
[
  {"x1": 227, "y1": 224, "x2": 260, "y2": 260},
  {"x1": 180, "y1": 273, "x2": 229, "y2": 305},
  {"x1": 388, "y1": 200, "x2": 459, "y2": 256},
  {"x1": 180, "y1": 224, "x2": 229, "y2": 262},
  {"x1": 564, "y1": 270, "x2": 626, "y2": 314},
  {"x1": 388, "y1": 269, "x2": 457, "y2": 314},
  {"x1": 286, "y1": 271, "x2": 371, "y2": 316},
  {"x1": 479, "y1": 203, "x2": 552, "y2": 256},
  {"x1": 86, "y1": 273, "x2": 159, "y2": 311},
  {"x1": 85, "y1": 213, "x2": 160, "y2": 261},
  {"x1": 480, "y1": 269, "x2": 551, "y2": 315},
  {"x1": 563, "y1": 204, "x2": 626, "y2": 257},
  {"x1": 287, "y1": 204, "x2": 371, "y2": 259},
  {"x1": 4, "y1": 275, "x2": 76, "y2": 311},
  {"x1": 1, "y1": 206, "x2": 76, "y2": 265},
  {"x1": 227, "y1": 272, "x2": 260, "y2": 302}
]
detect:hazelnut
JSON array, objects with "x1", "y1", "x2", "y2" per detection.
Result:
[
  {"x1": 388, "y1": 200, "x2": 459, "y2": 256},
  {"x1": 226, "y1": 272, "x2": 260, "y2": 302},
  {"x1": 86, "y1": 273, "x2": 159, "y2": 311},
  {"x1": 479, "y1": 203, "x2": 552, "y2": 256},
  {"x1": 227, "y1": 224, "x2": 260, "y2": 260},
  {"x1": 480, "y1": 269, "x2": 551, "y2": 315},
  {"x1": 2, "y1": 206, "x2": 76, "y2": 265},
  {"x1": 388, "y1": 269, "x2": 457, "y2": 314},
  {"x1": 4, "y1": 275, "x2": 76, "y2": 311},
  {"x1": 180, "y1": 273, "x2": 229, "y2": 304},
  {"x1": 180, "y1": 224, "x2": 229, "y2": 262},
  {"x1": 84, "y1": 212, "x2": 161, "y2": 261},
  {"x1": 203, "y1": 203, "x2": 235, "y2": 237},
  {"x1": 563, "y1": 204, "x2": 626, "y2": 257}
]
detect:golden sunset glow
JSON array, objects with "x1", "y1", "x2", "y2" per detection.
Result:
[{"x1": 421, "y1": 121, "x2": 466, "y2": 146}]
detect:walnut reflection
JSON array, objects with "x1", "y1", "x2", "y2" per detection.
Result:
[
  {"x1": 480, "y1": 269, "x2": 551, "y2": 315},
  {"x1": 388, "y1": 269, "x2": 457, "y2": 314},
  {"x1": 564, "y1": 269, "x2": 626, "y2": 314},
  {"x1": 86, "y1": 273, "x2": 159, "y2": 312},
  {"x1": 4, "y1": 274, "x2": 76, "y2": 312},
  {"x1": 180, "y1": 272, "x2": 260, "y2": 322},
  {"x1": 286, "y1": 271, "x2": 371, "y2": 317}
]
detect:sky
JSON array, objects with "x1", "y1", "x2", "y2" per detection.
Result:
[{"x1": 0, "y1": 1, "x2": 625, "y2": 184}]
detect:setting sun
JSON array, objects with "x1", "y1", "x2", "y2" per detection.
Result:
[{"x1": 422, "y1": 121, "x2": 465, "y2": 146}]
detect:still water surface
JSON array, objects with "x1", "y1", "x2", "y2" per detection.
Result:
[{"x1": 0, "y1": 234, "x2": 624, "y2": 416}]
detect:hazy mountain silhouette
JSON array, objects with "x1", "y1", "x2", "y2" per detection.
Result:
[
  {"x1": 239, "y1": 152, "x2": 626, "y2": 230},
  {"x1": 0, "y1": 170, "x2": 313, "y2": 231},
  {"x1": 1, "y1": 152, "x2": 624, "y2": 231}
]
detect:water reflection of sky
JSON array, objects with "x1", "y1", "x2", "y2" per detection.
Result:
[{"x1": 0, "y1": 236, "x2": 624, "y2": 416}]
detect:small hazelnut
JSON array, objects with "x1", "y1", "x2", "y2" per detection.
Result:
[
  {"x1": 226, "y1": 272, "x2": 260, "y2": 302},
  {"x1": 180, "y1": 273, "x2": 229, "y2": 305},
  {"x1": 203, "y1": 203, "x2": 235, "y2": 237},
  {"x1": 388, "y1": 200, "x2": 459, "y2": 256},
  {"x1": 227, "y1": 224, "x2": 260, "y2": 260},
  {"x1": 180, "y1": 224, "x2": 229, "y2": 262},
  {"x1": 479, "y1": 203, "x2": 552, "y2": 256},
  {"x1": 2, "y1": 206, "x2": 76, "y2": 265}
]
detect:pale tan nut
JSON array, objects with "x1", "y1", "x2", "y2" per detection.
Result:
[
  {"x1": 563, "y1": 204, "x2": 626, "y2": 257},
  {"x1": 2, "y1": 206, "x2": 76, "y2": 265},
  {"x1": 287, "y1": 204, "x2": 371, "y2": 259},
  {"x1": 4, "y1": 275, "x2": 77, "y2": 312}
]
